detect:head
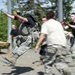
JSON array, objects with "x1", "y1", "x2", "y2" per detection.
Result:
[
  {"x1": 46, "y1": 11, "x2": 55, "y2": 20},
  {"x1": 12, "y1": 25, "x2": 16, "y2": 29},
  {"x1": 14, "y1": 12, "x2": 23, "y2": 22},
  {"x1": 70, "y1": 13, "x2": 75, "y2": 22},
  {"x1": 42, "y1": 16, "x2": 47, "y2": 23}
]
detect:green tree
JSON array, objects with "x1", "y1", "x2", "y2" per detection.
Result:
[
  {"x1": 0, "y1": 0, "x2": 75, "y2": 42},
  {"x1": 63, "y1": 0, "x2": 75, "y2": 20},
  {"x1": 49, "y1": 0, "x2": 75, "y2": 20},
  {"x1": 0, "y1": 10, "x2": 8, "y2": 41},
  {"x1": 13, "y1": 0, "x2": 75, "y2": 21}
]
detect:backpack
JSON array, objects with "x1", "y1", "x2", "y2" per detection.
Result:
[
  {"x1": 19, "y1": 22, "x2": 30, "y2": 36},
  {"x1": 19, "y1": 14, "x2": 40, "y2": 36}
]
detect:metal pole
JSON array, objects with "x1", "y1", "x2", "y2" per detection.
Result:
[
  {"x1": 7, "y1": 0, "x2": 12, "y2": 51},
  {"x1": 58, "y1": 0, "x2": 63, "y2": 22}
]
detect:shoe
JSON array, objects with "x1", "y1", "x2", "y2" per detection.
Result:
[
  {"x1": 0, "y1": 58, "x2": 15, "y2": 67},
  {"x1": 2, "y1": 56, "x2": 16, "y2": 66}
]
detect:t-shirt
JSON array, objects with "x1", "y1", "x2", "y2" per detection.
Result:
[
  {"x1": 41, "y1": 19, "x2": 66, "y2": 47},
  {"x1": 70, "y1": 22, "x2": 75, "y2": 36},
  {"x1": 14, "y1": 16, "x2": 35, "y2": 27},
  {"x1": 15, "y1": 15, "x2": 37, "y2": 35},
  {"x1": 10, "y1": 28, "x2": 19, "y2": 37}
]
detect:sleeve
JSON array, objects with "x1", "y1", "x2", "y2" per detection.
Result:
[
  {"x1": 10, "y1": 30, "x2": 13, "y2": 35},
  {"x1": 14, "y1": 16, "x2": 18, "y2": 20},
  {"x1": 41, "y1": 23, "x2": 48, "y2": 34}
]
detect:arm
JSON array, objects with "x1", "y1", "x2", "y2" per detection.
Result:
[
  {"x1": 68, "y1": 24, "x2": 75, "y2": 28},
  {"x1": 34, "y1": 33, "x2": 46, "y2": 52},
  {"x1": 66, "y1": 21, "x2": 75, "y2": 28},
  {"x1": 3, "y1": 12, "x2": 15, "y2": 19},
  {"x1": 13, "y1": 11, "x2": 28, "y2": 22},
  {"x1": 7, "y1": 35, "x2": 12, "y2": 42}
]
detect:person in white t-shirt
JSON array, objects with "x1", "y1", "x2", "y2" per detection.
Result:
[{"x1": 34, "y1": 11, "x2": 67, "y2": 75}]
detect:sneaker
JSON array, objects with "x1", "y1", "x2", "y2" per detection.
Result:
[
  {"x1": 0, "y1": 58, "x2": 15, "y2": 67},
  {"x1": 2, "y1": 56, "x2": 16, "y2": 66}
]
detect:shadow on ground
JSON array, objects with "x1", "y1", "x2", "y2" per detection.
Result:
[
  {"x1": 37, "y1": 71, "x2": 44, "y2": 75},
  {"x1": 2, "y1": 66, "x2": 34, "y2": 75},
  {"x1": 0, "y1": 52, "x2": 6, "y2": 54}
]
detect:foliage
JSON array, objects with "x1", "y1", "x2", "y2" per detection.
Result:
[
  {"x1": 49, "y1": 0, "x2": 75, "y2": 20},
  {"x1": 13, "y1": 0, "x2": 75, "y2": 21},
  {"x1": 0, "y1": 0, "x2": 75, "y2": 42},
  {"x1": 63, "y1": 0, "x2": 75, "y2": 20},
  {"x1": 0, "y1": 10, "x2": 8, "y2": 42}
]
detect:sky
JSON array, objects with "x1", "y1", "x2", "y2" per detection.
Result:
[
  {"x1": 0, "y1": 0, "x2": 7, "y2": 11},
  {"x1": 0, "y1": 0, "x2": 75, "y2": 12},
  {"x1": 71, "y1": 1, "x2": 75, "y2": 7},
  {"x1": 0, "y1": 0, "x2": 4, "y2": 9}
]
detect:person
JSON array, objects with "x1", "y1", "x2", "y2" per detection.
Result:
[
  {"x1": 8, "y1": 24, "x2": 19, "y2": 48},
  {"x1": 65, "y1": 13, "x2": 75, "y2": 58},
  {"x1": 39, "y1": 17, "x2": 47, "y2": 63},
  {"x1": 34, "y1": 11, "x2": 67, "y2": 75},
  {"x1": 42, "y1": 16, "x2": 47, "y2": 23},
  {"x1": 32, "y1": 17, "x2": 47, "y2": 66},
  {"x1": 2, "y1": 11, "x2": 37, "y2": 66},
  {"x1": 65, "y1": 13, "x2": 75, "y2": 37},
  {"x1": 60, "y1": 21, "x2": 73, "y2": 54}
]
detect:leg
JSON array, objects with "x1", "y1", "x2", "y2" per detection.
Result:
[
  {"x1": 44, "y1": 45, "x2": 67, "y2": 75},
  {"x1": 44, "y1": 46, "x2": 57, "y2": 75},
  {"x1": 2, "y1": 35, "x2": 32, "y2": 66},
  {"x1": 13, "y1": 37, "x2": 17, "y2": 48}
]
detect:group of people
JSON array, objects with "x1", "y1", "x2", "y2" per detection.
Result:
[
  {"x1": 1, "y1": 10, "x2": 75, "y2": 75},
  {"x1": 35, "y1": 12, "x2": 75, "y2": 75}
]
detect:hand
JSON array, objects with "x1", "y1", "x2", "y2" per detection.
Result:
[
  {"x1": 13, "y1": 11, "x2": 17, "y2": 16},
  {"x1": 65, "y1": 22, "x2": 70, "y2": 25},
  {"x1": 3, "y1": 12, "x2": 8, "y2": 16},
  {"x1": 64, "y1": 26, "x2": 69, "y2": 29},
  {"x1": 34, "y1": 45, "x2": 39, "y2": 53}
]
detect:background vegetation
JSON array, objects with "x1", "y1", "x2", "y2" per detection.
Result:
[{"x1": 0, "y1": 0, "x2": 75, "y2": 42}]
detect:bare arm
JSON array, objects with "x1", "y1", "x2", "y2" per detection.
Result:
[
  {"x1": 13, "y1": 11, "x2": 28, "y2": 22},
  {"x1": 3, "y1": 12, "x2": 15, "y2": 19},
  {"x1": 66, "y1": 22, "x2": 75, "y2": 29},
  {"x1": 7, "y1": 35, "x2": 12, "y2": 42},
  {"x1": 68, "y1": 24, "x2": 75, "y2": 28},
  {"x1": 34, "y1": 33, "x2": 46, "y2": 52}
]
